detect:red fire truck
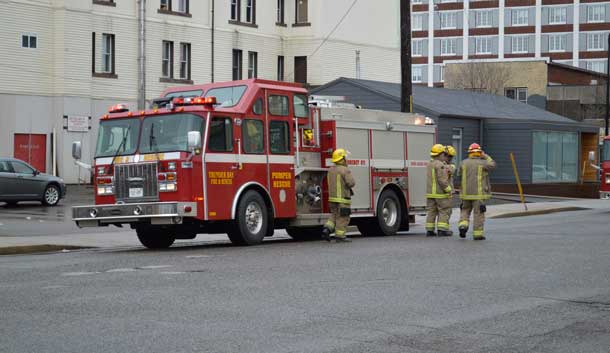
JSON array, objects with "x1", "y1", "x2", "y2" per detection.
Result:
[
  {"x1": 594, "y1": 136, "x2": 610, "y2": 198},
  {"x1": 72, "y1": 79, "x2": 435, "y2": 248}
]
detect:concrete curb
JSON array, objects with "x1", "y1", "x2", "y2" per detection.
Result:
[
  {"x1": 0, "y1": 245, "x2": 93, "y2": 256},
  {"x1": 489, "y1": 206, "x2": 589, "y2": 219}
]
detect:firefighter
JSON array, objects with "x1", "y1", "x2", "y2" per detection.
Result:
[
  {"x1": 445, "y1": 145, "x2": 458, "y2": 218},
  {"x1": 322, "y1": 148, "x2": 356, "y2": 243},
  {"x1": 425, "y1": 144, "x2": 453, "y2": 237},
  {"x1": 458, "y1": 143, "x2": 496, "y2": 240}
]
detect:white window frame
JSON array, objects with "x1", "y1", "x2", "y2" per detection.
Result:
[
  {"x1": 511, "y1": 35, "x2": 529, "y2": 53},
  {"x1": 412, "y1": 66, "x2": 423, "y2": 83},
  {"x1": 475, "y1": 36, "x2": 492, "y2": 54},
  {"x1": 437, "y1": 64, "x2": 445, "y2": 82},
  {"x1": 586, "y1": 60, "x2": 607, "y2": 73},
  {"x1": 587, "y1": 4, "x2": 605, "y2": 23},
  {"x1": 21, "y1": 33, "x2": 37, "y2": 49},
  {"x1": 175, "y1": 0, "x2": 187, "y2": 13},
  {"x1": 248, "y1": 51, "x2": 257, "y2": 79},
  {"x1": 511, "y1": 8, "x2": 529, "y2": 26},
  {"x1": 162, "y1": 40, "x2": 173, "y2": 78},
  {"x1": 102, "y1": 33, "x2": 114, "y2": 73},
  {"x1": 412, "y1": 39, "x2": 424, "y2": 56},
  {"x1": 475, "y1": 10, "x2": 492, "y2": 28},
  {"x1": 412, "y1": 0, "x2": 423, "y2": 4},
  {"x1": 440, "y1": 11, "x2": 458, "y2": 29},
  {"x1": 179, "y1": 42, "x2": 190, "y2": 80},
  {"x1": 587, "y1": 32, "x2": 604, "y2": 51},
  {"x1": 412, "y1": 13, "x2": 424, "y2": 30},
  {"x1": 548, "y1": 34, "x2": 566, "y2": 52},
  {"x1": 505, "y1": 87, "x2": 528, "y2": 103},
  {"x1": 440, "y1": 38, "x2": 457, "y2": 55},
  {"x1": 230, "y1": 0, "x2": 240, "y2": 21},
  {"x1": 548, "y1": 7, "x2": 567, "y2": 24}
]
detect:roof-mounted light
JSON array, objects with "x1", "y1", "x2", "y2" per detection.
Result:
[{"x1": 109, "y1": 104, "x2": 129, "y2": 113}]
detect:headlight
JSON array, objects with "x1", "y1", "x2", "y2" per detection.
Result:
[
  {"x1": 97, "y1": 166, "x2": 106, "y2": 175},
  {"x1": 167, "y1": 162, "x2": 177, "y2": 171}
]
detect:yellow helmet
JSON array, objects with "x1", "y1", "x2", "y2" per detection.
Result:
[
  {"x1": 430, "y1": 144, "x2": 445, "y2": 157},
  {"x1": 446, "y1": 145, "x2": 456, "y2": 157},
  {"x1": 331, "y1": 148, "x2": 347, "y2": 163}
]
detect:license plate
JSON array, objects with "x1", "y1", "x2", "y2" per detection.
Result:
[{"x1": 129, "y1": 188, "x2": 143, "y2": 198}]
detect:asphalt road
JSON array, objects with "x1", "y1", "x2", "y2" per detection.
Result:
[{"x1": 1, "y1": 209, "x2": 609, "y2": 353}]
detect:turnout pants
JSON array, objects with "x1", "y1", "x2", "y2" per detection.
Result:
[
  {"x1": 459, "y1": 200, "x2": 485, "y2": 238},
  {"x1": 325, "y1": 203, "x2": 350, "y2": 239},
  {"x1": 426, "y1": 198, "x2": 452, "y2": 232}
]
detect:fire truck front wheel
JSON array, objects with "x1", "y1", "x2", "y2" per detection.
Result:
[
  {"x1": 135, "y1": 225, "x2": 176, "y2": 249},
  {"x1": 228, "y1": 190, "x2": 269, "y2": 245}
]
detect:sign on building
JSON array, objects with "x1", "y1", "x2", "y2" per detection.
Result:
[{"x1": 64, "y1": 115, "x2": 91, "y2": 132}]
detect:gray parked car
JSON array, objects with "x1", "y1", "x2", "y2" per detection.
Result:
[{"x1": 0, "y1": 158, "x2": 66, "y2": 206}]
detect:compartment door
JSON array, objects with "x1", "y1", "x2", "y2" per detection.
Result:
[
  {"x1": 336, "y1": 128, "x2": 371, "y2": 210},
  {"x1": 406, "y1": 132, "x2": 434, "y2": 209}
]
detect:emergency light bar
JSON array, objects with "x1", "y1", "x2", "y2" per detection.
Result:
[
  {"x1": 172, "y1": 96, "x2": 217, "y2": 106},
  {"x1": 108, "y1": 104, "x2": 129, "y2": 113}
]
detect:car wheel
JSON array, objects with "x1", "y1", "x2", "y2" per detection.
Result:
[
  {"x1": 228, "y1": 190, "x2": 268, "y2": 245},
  {"x1": 42, "y1": 184, "x2": 60, "y2": 206},
  {"x1": 136, "y1": 226, "x2": 176, "y2": 249}
]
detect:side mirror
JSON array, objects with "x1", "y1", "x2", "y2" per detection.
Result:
[
  {"x1": 33, "y1": 170, "x2": 40, "y2": 176},
  {"x1": 72, "y1": 141, "x2": 82, "y2": 160},
  {"x1": 187, "y1": 131, "x2": 202, "y2": 151},
  {"x1": 588, "y1": 151, "x2": 596, "y2": 163}
]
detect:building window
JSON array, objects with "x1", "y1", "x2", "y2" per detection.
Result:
[
  {"x1": 295, "y1": 0, "x2": 308, "y2": 24},
  {"x1": 276, "y1": 0, "x2": 285, "y2": 24},
  {"x1": 587, "y1": 33, "x2": 604, "y2": 51},
  {"x1": 412, "y1": 13, "x2": 424, "y2": 30},
  {"x1": 511, "y1": 8, "x2": 528, "y2": 26},
  {"x1": 511, "y1": 35, "x2": 528, "y2": 53},
  {"x1": 231, "y1": 0, "x2": 240, "y2": 20},
  {"x1": 440, "y1": 12, "x2": 457, "y2": 29},
  {"x1": 245, "y1": 0, "x2": 255, "y2": 24},
  {"x1": 412, "y1": 66, "x2": 423, "y2": 83},
  {"x1": 586, "y1": 60, "x2": 607, "y2": 73},
  {"x1": 179, "y1": 43, "x2": 191, "y2": 80},
  {"x1": 549, "y1": 34, "x2": 566, "y2": 52},
  {"x1": 475, "y1": 37, "x2": 492, "y2": 54},
  {"x1": 587, "y1": 5, "x2": 605, "y2": 23},
  {"x1": 532, "y1": 131, "x2": 577, "y2": 183},
  {"x1": 248, "y1": 51, "x2": 258, "y2": 79},
  {"x1": 269, "y1": 121, "x2": 290, "y2": 154},
  {"x1": 160, "y1": 0, "x2": 189, "y2": 14},
  {"x1": 412, "y1": 0, "x2": 423, "y2": 4},
  {"x1": 439, "y1": 65, "x2": 444, "y2": 82},
  {"x1": 102, "y1": 33, "x2": 115, "y2": 73},
  {"x1": 549, "y1": 7, "x2": 567, "y2": 24},
  {"x1": 232, "y1": 49, "x2": 242, "y2": 80},
  {"x1": 277, "y1": 55, "x2": 285, "y2": 81},
  {"x1": 475, "y1": 10, "x2": 491, "y2": 28},
  {"x1": 451, "y1": 128, "x2": 463, "y2": 163},
  {"x1": 440, "y1": 38, "x2": 457, "y2": 55},
  {"x1": 505, "y1": 87, "x2": 528, "y2": 103},
  {"x1": 412, "y1": 40, "x2": 424, "y2": 56},
  {"x1": 294, "y1": 56, "x2": 307, "y2": 84},
  {"x1": 162, "y1": 41, "x2": 174, "y2": 78},
  {"x1": 21, "y1": 34, "x2": 37, "y2": 48},
  {"x1": 93, "y1": 0, "x2": 115, "y2": 5}
]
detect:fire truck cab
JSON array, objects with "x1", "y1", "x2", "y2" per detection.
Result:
[{"x1": 72, "y1": 79, "x2": 435, "y2": 248}]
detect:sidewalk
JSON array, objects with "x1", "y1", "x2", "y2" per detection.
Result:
[{"x1": 1, "y1": 198, "x2": 608, "y2": 255}]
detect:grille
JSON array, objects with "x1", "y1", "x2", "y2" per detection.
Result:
[{"x1": 114, "y1": 162, "x2": 159, "y2": 202}]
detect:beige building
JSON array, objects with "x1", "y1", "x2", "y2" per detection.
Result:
[{"x1": 0, "y1": 0, "x2": 402, "y2": 183}]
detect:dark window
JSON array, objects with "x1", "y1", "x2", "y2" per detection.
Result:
[
  {"x1": 232, "y1": 49, "x2": 242, "y2": 80},
  {"x1": 253, "y1": 98, "x2": 263, "y2": 115},
  {"x1": 179, "y1": 42, "x2": 191, "y2": 80},
  {"x1": 505, "y1": 87, "x2": 527, "y2": 104},
  {"x1": 294, "y1": 56, "x2": 307, "y2": 84},
  {"x1": 93, "y1": 0, "x2": 116, "y2": 6},
  {"x1": 295, "y1": 0, "x2": 308, "y2": 23},
  {"x1": 102, "y1": 33, "x2": 114, "y2": 73},
  {"x1": 243, "y1": 119, "x2": 264, "y2": 154},
  {"x1": 0, "y1": 161, "x2": 13, "y2": 173},
  {"x1": 205, "y1": 85, "x2": 247, "y2": 107},
  {"x1": 268, "y1": 95, "x2": 289, "y2": 116},
  {"x1": 248, "y1": 51, "x2": 258, "y2": 78},
  {"x1": 160, "y1": 0, "x2": 189, "y2": 13},
  {"x1": 21, "y1": 34, "x2": 37, "y2": 48},
  {"x1": 293, "y1": 94, "x2": 309, "y2": 118},
  {"x1": 277, "y1": 55, "x2": 284, "y2": 81},
  {"x1": 231, "y1": 0, "x2": 240, "y2": 20},
  {"x1": 162, "y1": 40, "x2": 174, "y2": 78},
  {"x1": 245, "y1": 0, "x2": 256, "y2": 23},
  {"x1": 11, "y1": 161, "x2": 34, "y2": 174},
  {"x1": 269, "y1": 121, "x2": 290, "y2": 154},
  {"x1": 276, "y1": 0, "x2": 285, "y2": 24},
  {"x1": 209, "y1": 118, "x2": 233, "y2": 152}
]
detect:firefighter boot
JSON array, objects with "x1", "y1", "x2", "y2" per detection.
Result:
[
  {"x1": 459, "y1": 228, "x2": 467, "y2": 238},
  {"x1": 321, "y1": 227, "x2": 332, "y2": 242},
  {"x1": 426, "y1": 230, "x2": 437, "y2": 237},
  {"x1": 438, "y1": 230, "x2": 453, "y2": 237},
  {"x1": 334, "y1": 236, "x2": 352, "y2": 243}
]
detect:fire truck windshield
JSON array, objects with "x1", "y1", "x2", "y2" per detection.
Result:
[
  {"x1": 205, "y1": 85, "x2": 247, "y2": 107},
  {"x1": 604, "y1": 140, "x2": 610, "y2": 161},
  {"x1": 139, "y1": 114, "x2": 205, "y2": 154},
  {"x1": 95, "y1": 119, "x2": 140, "y2": 158}
]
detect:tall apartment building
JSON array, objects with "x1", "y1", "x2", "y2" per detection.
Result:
[
  {"x1": 411, "y1": 0, "x2": 610, "y2": 86},
  {"x1": 0, "y1": 0, "x2": 401, "y2": 183}
]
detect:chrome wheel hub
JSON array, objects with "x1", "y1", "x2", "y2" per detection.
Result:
[
  {"x1": 45, "y1": 187, "x2": 59, "y2": 205},
  {"x1": 382, "y1": 198, "x2": 398, "y2": 227},
  {"x1": 245, "y1": 202, "x2": 263, "y2": 234}
]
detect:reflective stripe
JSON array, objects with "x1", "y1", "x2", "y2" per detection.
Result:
[
  {"x1": 458, "y1": 220, "x2": 469, "y2": 228},
  {"x1": 329, "y1": 197, "x2": 351, "y2": 204},
  {"x1": 437, "y1": 222, "x2": 450, "y2": 230},
  {"x1": 325, "y1": 221, "x2": 335, "y2": 231},
  {"x1": 431, "y1": 168, "x2": 437, "y2": 195},
  {"x1": 426, "y1": 222, "x2": 436, "y2": 230},
  {"x1": 460, "y1": 162, "x2": 491, "y2": 200},
  {"x1": 426, "y1": 166, "x2": 450, "y2": 199},
  {"x1": 335, "y1": 230, "x2": 346, "y2": 236},
  {"x1": 473, "y1": 230, "x2": 484, "y2": 236},
  {"x1": 327, "y1": 173, "x2": 352, "y2": 204},
  {"x1": 336, "y1": 174, "x2": 341, "y2": 203},
  {"x1": 477, "y1": 165, "x2": 483, "y2": 197}
]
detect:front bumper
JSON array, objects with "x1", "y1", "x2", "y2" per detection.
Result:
[{"x1": 72, "y1": 202, "x2": 197, "y2": 227}]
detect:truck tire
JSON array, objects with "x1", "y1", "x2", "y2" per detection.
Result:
[
  {"x1": 136, "y1": 226, "x2": 176, "y2": 249},
  {"x1": 359, "y1": 190, "x2": 402, "y2": 236},
  {"x1": 228, "y1": 190, "x2": 268, "y2": 245},
  {"x1": 286, "y1": 226, "x2": 323, "y2": 241}
]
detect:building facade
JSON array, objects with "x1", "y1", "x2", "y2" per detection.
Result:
[
  {"x1": 0, "y1": 0, "x2": 402, "y2": 183},
  {"x1": 412, "y1": 0, "x2": 610, "y2": 87}
]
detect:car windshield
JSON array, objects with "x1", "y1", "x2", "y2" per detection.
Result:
[
  {"x1": 95, "y1": 119, "x2": 140, "y2": 157},
  {"x1": 604, "y1": 141, "x2": 610, "y2": 161},
  {"x1": 205, "y1": 86, "x2": 247, "y2": 107},
  {"x1": 139, "y1": 113, "x2": 204, "y2": 154}
]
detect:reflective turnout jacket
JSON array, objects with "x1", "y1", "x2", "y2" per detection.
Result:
[
  {"x1": 459, "y1": 155, "x2": 496, "y2": 200},
  {"x1": 327, "y1": 164, "x2": 356, "y2": 204},
  {"x1": 426, "y1": 158, "x2": 452, "y2": 199}
]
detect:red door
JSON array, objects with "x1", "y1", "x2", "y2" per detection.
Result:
[{"x1": 14, "y1": 134, "x2": 46, "y2": 172}]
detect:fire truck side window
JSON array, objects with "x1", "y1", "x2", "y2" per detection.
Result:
[
  {"x1": 253, "y1": 98, "x2": 263, "y2": 115},
  {"x1": 269, "y1": 121, "x2": 290, "y2": 154},
  {"x1": 243, "y1": 119, "x2": 264, "y2": 154},
  {"x1": 294, "y1": 94, "x2": 309, "y2": 118},
  {"x1": 268, "y1": 95, "x2": 289, "y2": 116},
  {"x1": 208, "y1": 118, "x2": 233, "y2": 152}
]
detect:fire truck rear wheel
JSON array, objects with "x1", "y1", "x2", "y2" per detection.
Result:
[
  {"x1": 228, "y1": 190, "x2": 268, "y2": 245},
  {"x1": 359, "y1": 190, "x2": 402, "y2": 236},
  {"x1": 136, "y1": 226, "x2": 176, "y2": 249}
]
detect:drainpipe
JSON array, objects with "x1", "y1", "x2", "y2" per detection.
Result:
[
  {"x1": 138, "y1": 0, "x2": 146, "y2": 109},
  {"x1": 211, "y1": 0, "x2": 215, "y2": 82}
]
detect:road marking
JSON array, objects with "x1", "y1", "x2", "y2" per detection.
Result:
[
  {"x1": 186, "y1": 255, "x2": 212, "y2": 259},
  {"x1": 42, "y1": 285, "x2": 69, "y2": 289},
  {"x1": 138, "y1": 265, "x2": 173, "y2": 270},
  {"x1": 159, "y1": 271, "x2": 186, "y2": 275},
  {"x1": 61, "y1": 271, "x2": 99, "y2": 276},
  {"x1": 106, "y1": 268, "x2": 137, "y2": 273}
]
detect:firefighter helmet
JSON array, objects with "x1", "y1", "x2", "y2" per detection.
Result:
[
  {"x1": 430, "y1": 144, "x2": 446, "y2": 157},
  {"x1": 446, "y1": 145, "x2": 457, "y2": 157},
  {"x1": 331, "y1": 148, "x2": 348, "y2": 163},
  {"x1": 468, "y1": 143, "x2": 482, "y2": 153}
]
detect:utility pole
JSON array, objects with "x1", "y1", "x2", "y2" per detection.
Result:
[
  {"x1": 606, "y1": 33, "x2": 609, "y2": 136},
  {"x1": 400, "y1": 0, "x2": 412, "y2": 113}
]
